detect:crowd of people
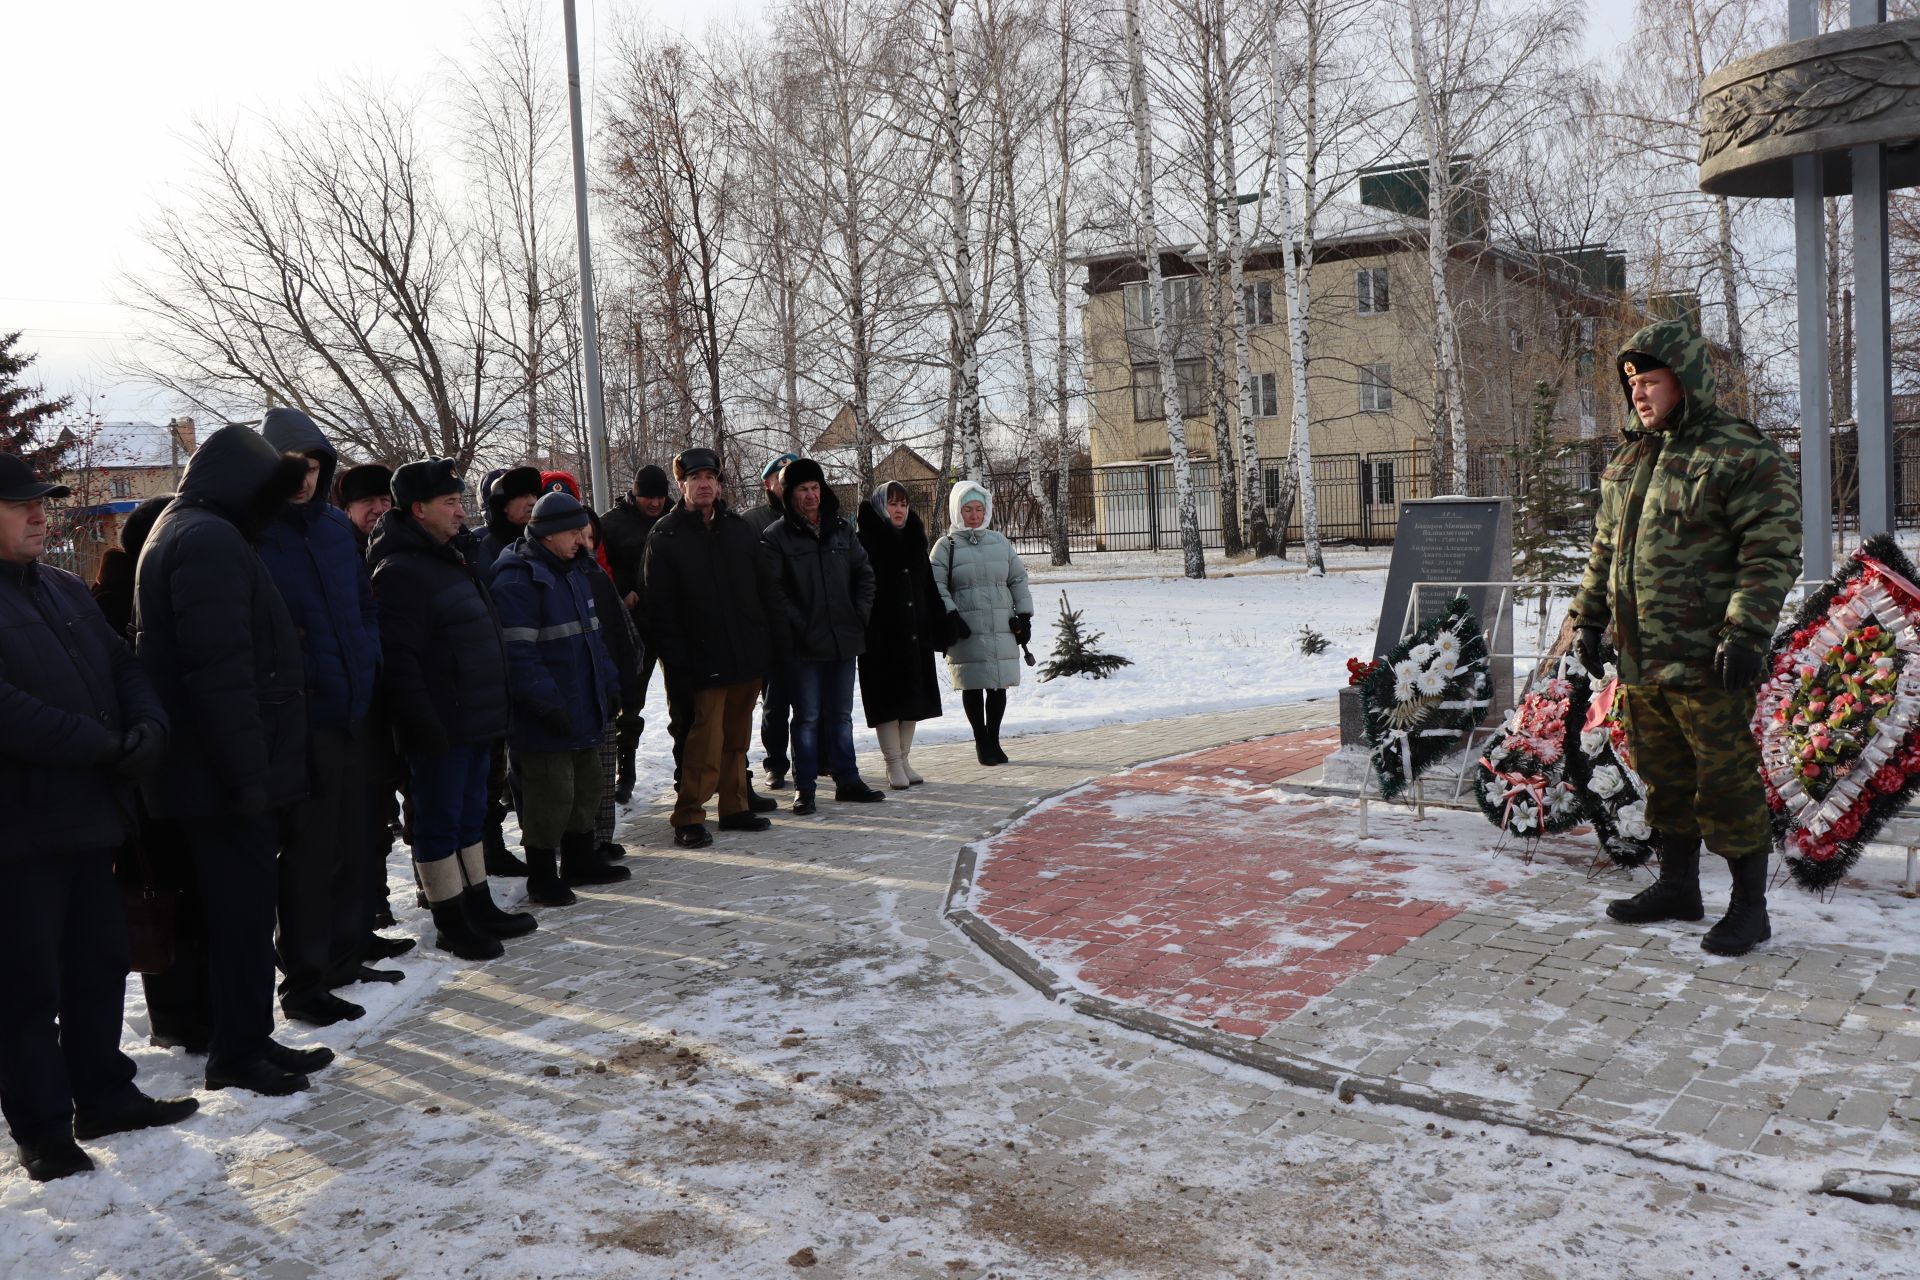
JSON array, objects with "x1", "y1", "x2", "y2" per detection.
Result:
[{"x1": 0, "y1": 417, "x2": 1034, "y2": 1183}]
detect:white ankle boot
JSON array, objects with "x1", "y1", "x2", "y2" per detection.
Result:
[
  {"x1": 875, "y1": 721, "x2": 911, "y2": 789},
  {"x1": 899, "y1": 720, "x2": 925, "y2": 785}
]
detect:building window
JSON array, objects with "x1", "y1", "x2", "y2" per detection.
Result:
[
  {"x1": 1362, "y1": 459, "x2": 1396, "y2": 507},
  {"x1": 1124, "y1": 277, "x2": 1206, "y2": 330},
  {"x1": 1253, "y1": 372, "x2": 1279, "y2": 418},
  {"x1": 1132, "y1": 361, "x2": 1209, "y2": 420},
  {"x1": 1356, "y1": 266, "x2": 1389, "y2": 315},
  {"x1": 110, "y1": 476, "x2": 132, "y2": 499},
  {"x1": 1263, "y1": 465, "x2": 1288, "y2": 510},
  {"x1": 1242, "y1": 281, "x2": 1274, "y2": 327},
  {"x1": 1359, "y1": 362, "x2": 1393, "y2": 413}
]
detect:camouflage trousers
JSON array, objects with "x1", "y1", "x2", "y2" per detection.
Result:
[{"x1": 1619, "y1": 684, "x2": 1771, "y2": 859}]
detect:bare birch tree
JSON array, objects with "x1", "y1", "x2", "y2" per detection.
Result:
[{"x1": 1125, "y1": 0, "x2": 1205, "y2": 578}]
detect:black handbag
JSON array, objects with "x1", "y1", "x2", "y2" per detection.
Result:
[{"x1": 119, "y1": 836, "x2": 178, "y2": 976}]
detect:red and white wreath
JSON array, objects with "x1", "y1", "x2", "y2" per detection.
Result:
[{"x1": 1755, "y1": 536, "x2": 1920, "y2": 892}]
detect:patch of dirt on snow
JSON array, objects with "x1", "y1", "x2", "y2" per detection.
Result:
[
  {"x1": 672, "y1": 1117, "x2": 831, "y2": 1169},
  {"x1": 607, "y1": 1034, "x2": 709, "y2": 1081},
  {"x1": 583, "y1": 1209, "x2": 733, "y2": 1257},
  {"x1": 918, "y1": 1155, "x2": 1229, "y2": 1273}
]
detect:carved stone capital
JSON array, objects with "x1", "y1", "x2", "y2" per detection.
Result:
[{"x1": 1699, "y1": 18, "x2": 1920, "y2": 198}]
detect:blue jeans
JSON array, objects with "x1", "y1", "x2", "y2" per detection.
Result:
[
  {"x1": 408, "y1": 742, "x2": 492, "y2": 863},
  {"x1": 788, "y1": 658, "x2": 857, "y2": 794}
]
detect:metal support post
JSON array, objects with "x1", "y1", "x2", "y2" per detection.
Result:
[
  {"x1": 564, "y1": 0, "x2": 612, "y2": 510},
  {"x1": 1791, "y1": 0, "x2": 1833, "y2": 578},
  {"x1": 1853, "y1": 0, "x2": 1894, "y2": 536}
]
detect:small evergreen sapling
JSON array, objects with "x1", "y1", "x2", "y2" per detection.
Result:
[{"x1": 1038, "y1": 591, "x2": 1132, "y2": 682}]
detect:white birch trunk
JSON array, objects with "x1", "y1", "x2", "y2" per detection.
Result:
[
  {"x1": 1199, "y1": 36, "x2": 1243, "y2": 559},
  {"x1": 1046, "y1": 0, "x2": 1075, "y2": 566},
  {"x1": 1273, "y1": 72, "x2": 1323, "y2": 574},
  {"x1": 1407, "y1": 0, "x2": 1470, "y2": 494},
  {"x1": 941, "y1": 0, "x2": 986, "y2": 481},
  {"x1": 1220, "y1": 0, "x2": 1273, "y2": 559},
  {"x1": 1126, "y1": 0, "x2": 1205, "y2": 579}
]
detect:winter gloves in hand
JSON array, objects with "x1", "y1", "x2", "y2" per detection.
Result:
[
  {"x1": 1010, "y1": 614, "x2": 1032, "y2": 647},
  {"x1": 1573, "y1": 626, "x2": 1605, "y2": 678},
  {"x1": 115, "y1": 718, "x2": 166, "y2": 780},
  {"x1": 1713, "y1": 639, "x2": 1767, "y2": 692},
  {"x1": 946, "y1": 611, "x2": 972, "y2": 641}
]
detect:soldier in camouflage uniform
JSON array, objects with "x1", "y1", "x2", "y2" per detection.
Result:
[{"x1": 1571, "y1": 317, "x2": 1801, "y2": 957}]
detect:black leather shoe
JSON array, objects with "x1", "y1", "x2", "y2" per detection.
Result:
[
  {"x1": 206, "y1": 1055, "x2": 310, "y2": 1096},
  {"x1": 281, "y1": 992, "x2": 366, "y2": 1027},
  {"x1": 766, "y1": 772, "x2": 789, "y2": 790},
  {"x1": 674, "y1": 823, "x2": 714, "y2": 848},
  {"x1": 338, "y1": 964, "x2": 404, "y2": 986},
  {"x1": 483, "y1": 824, "x2": 528, "y2": 878},
  {"x1": 263, "y1": 1039, "x2": 335, "y2": 1073},
  {"x1": 74, "y1": 1092, "x2": 199, "y2": 1141},
  {"x1": 18, "y1": 1137, "x2": 92, "y2": 1182},
  {"x1": 149, "y1": 1029, "x2": 209, "y2": 1055},
  {"x1": 718, "y1": 812, "x2": 772, "y2": 833},
  {"x1": 834, "y1": 781, "x2": 886, "y2": 803},
  {"x1": 791, "y1": 795, "x2": 817, "y2": 816},
  {"x1": 748, "y1": 785, "x2": 779, "y2": 813},
  {"x1": 561, "y1": 831, "x2": 632, "y2": 885},
  {"x1": 597, "y1": 839, "x2": 629, "y2": 861},
  {"x1": 363, "y1": 933, "x2": 416, "y2": 961}
]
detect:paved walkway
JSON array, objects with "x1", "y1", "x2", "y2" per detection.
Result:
[
  {"x1": 969, "y1": 726, "x2": 1920, "y2": 1183},
  {"x1": 3, "y1": 704, "x2": 1915, "y2": 1278}
]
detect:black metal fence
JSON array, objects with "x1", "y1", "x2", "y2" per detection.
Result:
[{"x1": 864, "y1": 446, "x2": 1610, "y2": 556}]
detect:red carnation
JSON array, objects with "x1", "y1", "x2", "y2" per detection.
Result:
[
  {"x1": 1834, "y1": 811, "x2": 1863, "y2": 840},
  {"x1": 1875, "y1": 764, "x2": 1907, "y2": 793}
]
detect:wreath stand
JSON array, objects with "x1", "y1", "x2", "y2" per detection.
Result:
[{"x1": 1355, "y1": 580, "x2": 1523, "y2": 838}]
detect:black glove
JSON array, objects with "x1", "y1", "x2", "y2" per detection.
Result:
[
  {"x1": 947, "y1": 611, "x2": 972, "y2": 641},
  {"x1": 1010, "y1": 614, "x2": 1033, "y2": 647},
  {"x1": 1713, "y1": 640, "x2": 1768, "y2": 692},
  {"x1": 1573, "y1": 626, "x2": 1605, "y2": 678},
  {"x1": 116, "y1": 718, "x2": 166, "y2": 779}
]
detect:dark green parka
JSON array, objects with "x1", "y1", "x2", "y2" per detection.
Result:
[{"x1": 1569, "y1": 318, "x2": 1802, "y2": 686}]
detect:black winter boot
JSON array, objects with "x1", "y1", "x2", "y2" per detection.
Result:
[
  {"x1": 1606, "y1": 832, "x2": 1705, "y2": 924},
  {"x1": 428, "y1": 895, "x2": 504, "y2": 961},
  {"x1": 524, "y1": 847, "x2": 576, "y2": 906},
  {"x1": 747, "y1": 779, "x2": 779, "y2": 813},
  {"x1": 561, "y1": 830, "x2": 631, "y2": 886},
  {"x1": 1702, "y1": 852, "x2": 1772, "y2": 956},
  {"x1": 18, "y1": 1136, "x2": 93, "y2": 1182},
  {"x1": 458, "y1": 844, "x2": 537, "y2": 937},
  {"x1": 483, "y1": 820, "x2": 527, "y2": 878}
]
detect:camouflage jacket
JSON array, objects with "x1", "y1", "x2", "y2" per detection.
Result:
[{"x1": 1569, "y1": 318, "x2": 1802, "y2": 686}]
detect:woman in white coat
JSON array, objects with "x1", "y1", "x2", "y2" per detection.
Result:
[{"x1": 929, "y1": 480, "x2": 1033, "y2": 765}]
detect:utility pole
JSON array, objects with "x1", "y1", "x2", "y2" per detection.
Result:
[{"x1": 564, "y1": 0, "x2": 612, "y2": 509}]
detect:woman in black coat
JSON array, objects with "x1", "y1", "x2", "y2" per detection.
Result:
[{"x1": 855, "y1": 482, "x2": 945, "y2": 788}]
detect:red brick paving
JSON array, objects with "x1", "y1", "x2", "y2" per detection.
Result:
[{"x1": 973, "y1": 727, "x2": 1471, "y2": 1039}]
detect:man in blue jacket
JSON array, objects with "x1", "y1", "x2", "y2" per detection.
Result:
[
  {"x1": 257, "y1": 409, "x2": 387, "y2": 1027},
  {"x1": 491, "y1": 489, "x2": 630, "y2": 904},
  {"x1": 0, "y1": 453, "x2": 196, "y2": 1182}
]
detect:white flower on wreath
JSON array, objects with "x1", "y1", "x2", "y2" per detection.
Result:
[
  {"x1": 1409, "y1": 643, "x2": 1434, "y2": 664},
  {"x1": 1434, "y1": 650, "x2": 1460, "y2": 676},
  {"x1": 1547, "y1": 784, "x2": 1578, "y2": 816},
  {"x1": 1415, "y1": 667, "x2": 1448, "y2": 696},
  {"x1": 1589, "y1": 765, "x2": 1624, "y2": 799},
  {"x1": 1579, "y1": 727, "x2": 1610, "y2": 757},
  {"x1": 1434, "y1": 632, "x2": 1461, "y2": 658},
  {"x1": 1510, "y1": 803, "x2": 1538, "y2": 832},
  {"x1": 1615, "y1": 800, "x2": 1651, "y2": 841},
  {"x1": 1394, "y1": 677, "x2": 1415, "y2": 702},
  {"x1": 1485, "y1": 776, "x2": 1508, "y2": 803},
  {"x1": 1394, "y1": 659, "x2": 1419, "y2": 684}
]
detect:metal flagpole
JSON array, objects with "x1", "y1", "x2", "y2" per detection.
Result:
[
  {"x1": 564, "y1": 0, "x2": 612, "y2": 510},
  {"x1": 1790, "y1": 0, "x2": 1832, "y2": 578}
]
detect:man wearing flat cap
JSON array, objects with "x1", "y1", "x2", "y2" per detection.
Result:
[
  {"x1": 490, "y1": 489, "x2": 630, "y2": 902},
  {"x1": 0, "y1": 452, "x2": 197, "y2": 1180},
  {"x1": 1571, "y1": 317, "x2": 1801, "y2": 957},
  {"x1": 367, "y1": 459, "x2": 536, "y2": 962},
  {"x1": 643, "y1": 447, "x2": 783, "y2": 848}
]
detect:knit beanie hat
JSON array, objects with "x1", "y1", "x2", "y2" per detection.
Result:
[
  {"x1": 529, "y1": 489, "x2": 591, "y2": 537},
  {"x1": 632, "y1": 464, "x2": 670, "y2": 499}
]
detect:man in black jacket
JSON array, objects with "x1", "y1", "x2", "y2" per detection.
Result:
[
  {"x1": 598, "y1": 463, "x2": 671, "y2": 802},
  {"x1": 368, "y1": 460, "x2": 537, "y2": 960},
  {"x1": 744, "y1": 451, "x2": 798, "y2": 786},
  {"x1": 134, "y1": 425, "x2": 330, "y2": 1098},
  {"x1": 760, "y1": 457, "x2": 884, "y2": 813},
  {"x1": 0, "y1": 454, "x2": 196, "y2": 1182},
  {"x1": 473, "y1": 464, "x2": 543, "y2": 583},
  {"x1": 643, "y1": 448, "x2": 781, "y2": 848}
]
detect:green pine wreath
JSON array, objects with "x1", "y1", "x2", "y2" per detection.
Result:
[{"x1": 1360, "y1": 596, "x2": 1492, "y2": 800}]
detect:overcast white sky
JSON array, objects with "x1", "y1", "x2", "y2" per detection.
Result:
[{"x1": 5, "y1": 0, "x2": 1636, "y2": 419}]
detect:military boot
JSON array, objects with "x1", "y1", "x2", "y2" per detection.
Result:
[
  {"x1": 1702, "y1": 852, "x2": 1772, "y2": 956},
  {"x1": 1606, "y1": 831, "x2": 1705, "y2": 924}
]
